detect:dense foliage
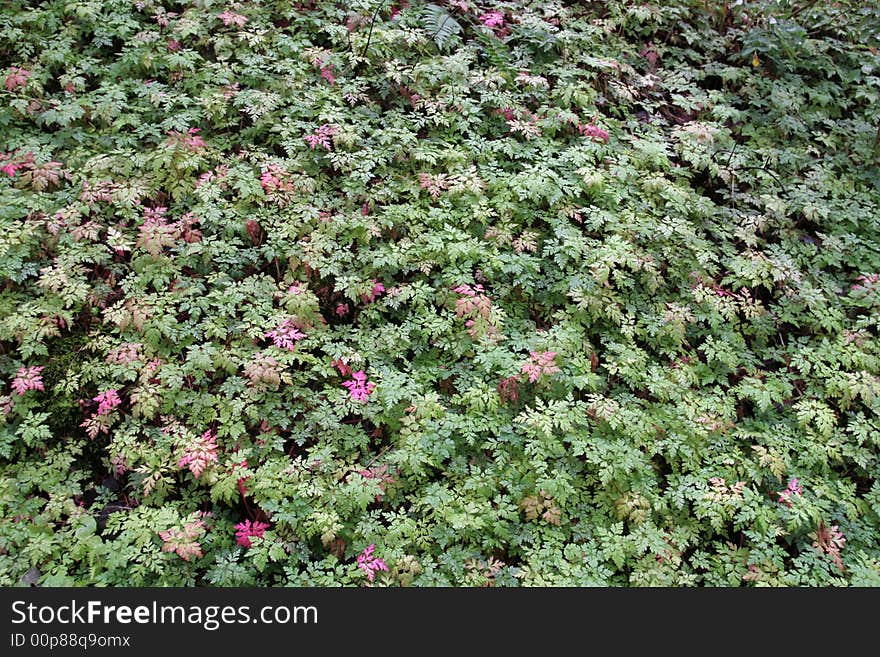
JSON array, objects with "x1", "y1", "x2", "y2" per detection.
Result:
[{"x1": 2, "y1": 0, "x2": 880, "y2": 586}]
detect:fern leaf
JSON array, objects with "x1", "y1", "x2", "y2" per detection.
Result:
[
  {"x1": 475, "y1": 31, "x2": 514, "y2": 72},
  {"x1": 421, "y1": 3, "x2": 462, "y2": 51}
]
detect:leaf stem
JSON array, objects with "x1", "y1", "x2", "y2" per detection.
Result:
[{"x1": 359, "y1": 1, "x2": 387, "y2": 63}]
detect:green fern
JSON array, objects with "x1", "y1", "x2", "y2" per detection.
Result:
[
  {"x1": 421, "y1": 3, "x2": 462, "y2": 52},
  {"x1": 475, "y1": 31, "x2": 514, "y2": 73}
]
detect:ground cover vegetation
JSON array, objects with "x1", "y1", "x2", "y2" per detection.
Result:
[{"x1": 2, "y1": 0, "x2": 880, "y2": 586}]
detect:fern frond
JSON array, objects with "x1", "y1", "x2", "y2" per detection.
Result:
[
  {"x1": 421, "y1": 3, "x2": 462, "y2": 51},
  {"x1": 475, "y1": 31, "x2": 514, "y2": 72}
]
